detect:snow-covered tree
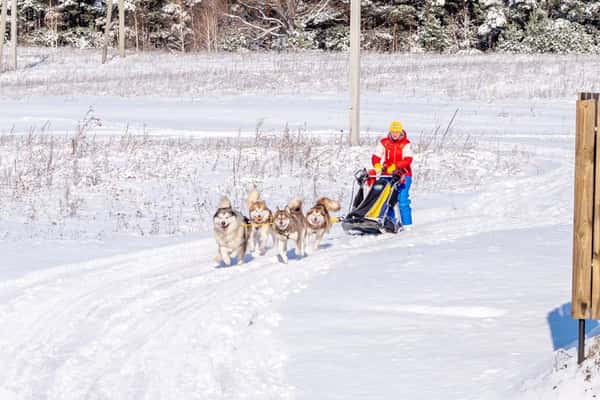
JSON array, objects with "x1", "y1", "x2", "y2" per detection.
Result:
[
  {"x1": 418, "y1": 12, "x2": 451, "y2": 52},
  {"x1": 477, "y1": 1, "x2": 507, "y2": 49}
]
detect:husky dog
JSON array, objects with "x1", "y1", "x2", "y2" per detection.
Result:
[
  {"x1": 305, "y1": 197, "x2": 341, "y2": 251},
  {"x1": 246, "y1": 189, "x2": 273, "y2": 256},
  {"x1": 213, "y1": 196, "x2": 249, "y2": 266},
  {"x1": 272, "y1": 198, "x2": 308, "y2": 263}
]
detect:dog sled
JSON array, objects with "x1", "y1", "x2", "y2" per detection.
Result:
[{"x1": 340, "y1": 168, "x2": 404, "y2": 235}]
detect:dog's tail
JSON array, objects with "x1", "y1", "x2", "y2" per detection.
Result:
[
  {"x1": 247, "y1": 189, "x2": 260, "y2": 208},
  {"x1": 218, "y1": 196, "x2": 232, "y2": 209},
  {"x1": 288, "y1": 198, "x2": 303, "y2": 212},
  {"x1": 317, "y1": 197, "x2": 341, "y2": 212}
]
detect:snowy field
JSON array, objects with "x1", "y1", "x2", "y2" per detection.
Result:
[{"x1": 0, "y1": 48, "x2": 595, "y2": 399}]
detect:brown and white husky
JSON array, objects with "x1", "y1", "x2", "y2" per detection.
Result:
[
  {"x1": 305, "y1": 197, "x2": 341, "y2": 251},
  {"x1": 272, "y1": 198, "x2": 308, "y2": 263},
  {"x1": 246, "y1": 189, "x2": 274, "y2": 256}
]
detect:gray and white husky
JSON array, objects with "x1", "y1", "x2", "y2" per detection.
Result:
[
  {"x1": 272, "y1": 198, "x2": 308, "y2": 263},
  {"x1": 213, "y1": 196, "x2": 249, "y2": 266}
]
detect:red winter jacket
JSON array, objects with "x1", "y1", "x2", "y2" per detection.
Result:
[{"x1": 371, "y1": 133, "x2": 413, "y2": 177}]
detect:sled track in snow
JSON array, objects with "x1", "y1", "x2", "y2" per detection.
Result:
[
  {"x1": 0, "y1": 232, "x2": 389, "y2": 400},
  {"x1": 0, "y1": 141, "x2": 570, "y2": 399}
]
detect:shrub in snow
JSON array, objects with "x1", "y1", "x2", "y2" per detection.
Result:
[
  {"x1": 219, "y1": 29, "x2": 252, "y2": 52},
  {"x1": 362, "y1": 29, "x2": 394, "y2": 52},
  {"x1": 60, "y1": 28, "x2": 105, "y2": 49},
  {"x1": 287, "y1": 29, "x2": 318, "y2": 50},
  {"x1": 319, "y1": 26, "x2": 349, "y2": 51}
]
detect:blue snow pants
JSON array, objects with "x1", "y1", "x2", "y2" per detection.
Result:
[
  {"x1": 387, "y1": 176, "x2": 412, "y2": 226},
  {"x1": 398, "y1": 176, "x2": 413, "y2": 226}
]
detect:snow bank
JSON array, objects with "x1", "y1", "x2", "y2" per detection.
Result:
[{"x1": 518, "y1": 336, "x2": 600, "y2": 399}]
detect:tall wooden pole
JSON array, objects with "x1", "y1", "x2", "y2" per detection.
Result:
[
  {"x1": 102, "y1": 0, "x2": 113, "y2": 64},
  {"x1": 10, "y1": 0, "x2": 16, "y2": 70},
  {"x1": 348, "y1": 0, "x2": 360, "y2": 146},
  {"x1": 0, "y1": 0, "x2": 7, "y2": 69},
  {"x1": 118, "y1": 0, "x2": 125, "y2": 58}
]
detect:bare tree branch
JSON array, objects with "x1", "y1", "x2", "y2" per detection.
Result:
[
  {"x1": 238, "y1": 1, "x2": 287, "y2": 28},
  {"x1": 223, "y1": 13, "x2": 284, "y2": 37}
]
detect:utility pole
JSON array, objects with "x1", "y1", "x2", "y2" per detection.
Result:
[
  {"x1": 118, "y1": 0, "x2": 125, "y2": 58},
  {"x1": 349, "y1": 0, "x2": 360, "y2": 146},
  {"x1": 102, "y1": 0, "x2": 113, "y2": 64},
  {"x1": 10, "y1": 0, "x2": 16, "y2": 70},
  {"x1": 0, "y1": 0, "x2": 7, "y2": 69}
]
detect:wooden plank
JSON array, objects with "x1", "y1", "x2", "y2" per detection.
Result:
[
  {"x1": 101, "y1": 0, "x2": 113, "y2": 64},
  {"x1": 573, "y1": 99, "x2": 596, "y2": 319}
]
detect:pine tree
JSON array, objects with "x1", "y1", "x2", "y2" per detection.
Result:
[{"x1": 418, "y1": 12, "x2": 451, "y2": 52}]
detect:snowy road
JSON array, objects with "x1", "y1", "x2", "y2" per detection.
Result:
[
  {"x1": 0, "y1": 128, "x2": 575, "y2": 399},
  {"x1": 0, "y1": 95, "x2": 573, "y2": 139}
]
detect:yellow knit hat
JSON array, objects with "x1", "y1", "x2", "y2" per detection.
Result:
[{"x1": 389, "y1": 120, "x2": 404, "y2": 133}]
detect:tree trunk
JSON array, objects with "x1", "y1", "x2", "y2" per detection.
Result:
[
  {"x1": 0, "y1": 0, "x2": 7, "y2": 69},
  {"x1": 180, "y1": 26, "x2": 185, "y2": 52},
  {"x1": 102, "y1": 0, "x2": 113, "y2": 64},
  {"x1": 10, "y1": 0, "x2": 16, "y2": 70},
  {"x1": 134, "y1": 10, "x2": 139, "y2": 51},
  {"x1": 118, "y1": 0, "x2": 125, "y2": 57}
]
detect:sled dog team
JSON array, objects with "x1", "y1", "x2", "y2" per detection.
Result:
[{"x1": 213, "y1": 189, "x2": 340, "y2": 266}]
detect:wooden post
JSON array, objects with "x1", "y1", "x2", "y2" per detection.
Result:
[
  {"x1": 572, "y1": 97, "x2": 596, "y2": 320},
  {"x1": 0, "y1": 0, "x2": 7, "y2": 69},
  {"x1": 572, "y1": 92, "x2": 600, "y2": 364},
  {"x1": 590, "y1": 94, "x2": 600, "y2": 320},
  {"x1": 10, "y1": 0, "x2": 15, "y2": 70},
  {"x1": 348, "y1": 0, "x2": 360, "y2": 146},
  {"x1": 118, "y1": 0, "x2": 125, "y2": 58},
  {"x1": 102, "y1": 0, "x2": 113, "y2": 64}
]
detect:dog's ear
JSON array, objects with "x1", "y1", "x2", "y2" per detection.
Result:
[{"x1": 285, "y1": 206, "x2": 290, "y2": 213}]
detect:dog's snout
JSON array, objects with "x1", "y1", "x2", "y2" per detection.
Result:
[{"x1": 221, "y1": 221, "x2": 227, "y2": 227}]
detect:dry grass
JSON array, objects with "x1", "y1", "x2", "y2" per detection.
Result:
[{"x1": 0, "y1": 110, "x2": 529, "y2": 240}]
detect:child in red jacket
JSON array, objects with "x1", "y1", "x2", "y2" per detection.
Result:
[{"x1": 371, "y1": 120, "x2": 413, "y2": 227}]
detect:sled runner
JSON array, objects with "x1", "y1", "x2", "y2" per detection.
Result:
[{"x1": 341, "y1": 168, "x2": 404, "y2": 235}]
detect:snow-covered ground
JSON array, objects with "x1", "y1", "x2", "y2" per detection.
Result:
[{"x1": 0, "y1": 48, "x2": 593, "y2": 399}]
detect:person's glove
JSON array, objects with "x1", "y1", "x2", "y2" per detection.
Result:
[
  {"x1": 374, "y1": 163, "x2": 383, "y2": 174},
  {"x1": 386, "y1": 164, "x2": 396, "y2": 174}
]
